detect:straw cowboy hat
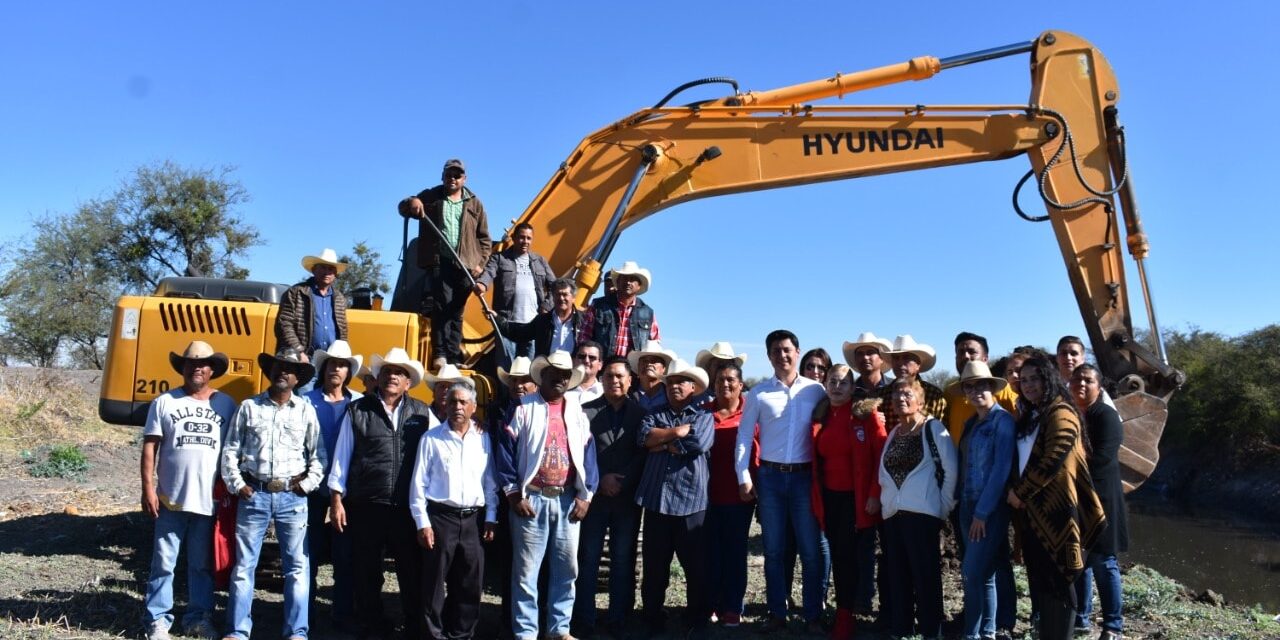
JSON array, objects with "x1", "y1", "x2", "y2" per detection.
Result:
[
  {"x1": 841, "y1": 332, "x2": 894, "y2": 373},
  {"x1": 947, "y1": 360, "x2": 1009, "y2": 394},
  {"x1": 627, "y1": 340, "x2": 675, "y2": 375},
  {"x1": 611, "y1": 261, "x2": 651, "y2": 295},
  {"x1": 664, "y1": 359, "x2": 709, "y2": 394},
  {"x1": 530, "y1": 350, "x2": 586, "y2": 389},
  {"x1": 312, "y1": 340, "x2": 363, "y2": 384},
  {"x1": 257, "y1": 346, "x2": 316, "y2": 387},
  {"x1": 301, "y1": 248, "x2": 348, "y2": 274},
  {"x1": 424, "y1": 362, "x2": 474, "y2": 390},
  {"x1": 886, "y1": 334, "x2": 937, "y2": 373},
  {"x1": 371, "y1": 348, "x2": 426, "y2": 388},
  {"x1": 498, "y1": 356, "x2": 535, "y2": 388},
  {"x1": 695, "y1": 341, "x2": 748, "y2": 370},
  {"x1": 169, "y1": 340, "x2": 229, "y2": 379}
]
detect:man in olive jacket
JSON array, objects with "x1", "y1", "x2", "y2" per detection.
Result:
[{"x1": 398, "y1": 158, "x2": 492, "y2": 364}]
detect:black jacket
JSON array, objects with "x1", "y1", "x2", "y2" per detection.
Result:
[{"x1": 497, "y1": 308, "x2": 585, "y2": 357}]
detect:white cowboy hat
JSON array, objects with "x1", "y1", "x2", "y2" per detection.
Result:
[
  {"x1": 886, "y1": 334, "x2": 937, "y2": 373},
  {"x1": 664, "y1": 358, "x2": 709, "y2": 393},
  {"x1": 627, "y1": 340, "x2": 675, "y2": 375},
  {"x1": 169, "y1": 340, "x2": 229, "y2": 379},
  {"x1": 695, "y1": 341, "x2": 748, "y2": 370},
  {"x1": 371, "y1": 348, "x2": 426, "y2": 388},
  {"x1": 841, "y1": 332, "x2": 894, "y2": 373},
  {"x1": 424, "y1": 362, "x2": 475, "y2": 390},
  {"x1": 312, "y1": 340, "x2": 364, "y2": 384},
  {"x1": 301, "y1": 248, "x2": 348, "y2": 274},
  {"x1": 610, "y1": 261, "x2": 651, "y2": 295},
  {"x1": 947, "y1": 360, "x2": 1009, "y2": 394},
  {"x1": 498, "y1": 356, "x2": 535, "y2": 388},
  {"x1": 258, "y1": 346, "x2": 317, "y2": 387},
  {"x1": 530, "y1": 350, "x2": 585, "y2": 389}
]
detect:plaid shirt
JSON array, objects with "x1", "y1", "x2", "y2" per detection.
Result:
[
  {"x1": 577, "y1": 299, "x2": 661, "y2": 357},
  {"x1": 876, "y1": 378, "x2": 948, "y2": 430}
]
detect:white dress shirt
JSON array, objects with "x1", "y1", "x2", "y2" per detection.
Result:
[
  {"x1": 409, "y1": 421, "x2": 499, "y2": 529},
  {"x1": 327, "y1": 393, "x2": 434, "y2": 495},
  {"x1": 734, "y1": 374, "x2": 826, "y2": 484},
  {"x1": 567, "y1": 380, "x2": 603, "y2": 405},
  {"x1": 550, "y1": 311, "x2": 576, "y2": 354}
]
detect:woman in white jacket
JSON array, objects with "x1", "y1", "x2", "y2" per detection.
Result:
[{"x1": 878, "y1": 377, "x2": 958, "y2": 640}]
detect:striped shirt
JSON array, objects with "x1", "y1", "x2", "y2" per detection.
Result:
[{"x1": 634, "y1": 403, "x2": 714, "y2": 516}]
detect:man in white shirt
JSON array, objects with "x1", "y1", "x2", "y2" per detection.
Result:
[
  {"x1": 327, "y1": 348, "x2": 436, "y2": 639},
  {"x1": 140, "y1": 341, "x2": 237, "y2": 640},
  {"x1": 410, "y1": 382, "x2": 498, "y2": 640},
  {"x1": 735, "y1": 329, "x2": 828, "y2": 632},
  {"x1": 568, "y1": 340, "x2": 604, "y2": 404}
]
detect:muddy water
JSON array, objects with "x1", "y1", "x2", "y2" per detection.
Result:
[{"x1": 1126, "y1": 499, "x2": 1280, "y2": 611}]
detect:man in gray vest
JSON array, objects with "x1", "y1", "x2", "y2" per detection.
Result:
[{"x1": 578, "y1": 261, "x2": 660, "y2": 358}]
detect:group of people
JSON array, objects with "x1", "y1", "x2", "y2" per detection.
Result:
[{"x1": 137, "y1": 159, "x2": 1129, "y2": 640}]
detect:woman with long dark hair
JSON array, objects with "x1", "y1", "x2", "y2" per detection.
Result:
[{"x1": 1006, "y1": 356, "x2": 1106, "y2": 640}]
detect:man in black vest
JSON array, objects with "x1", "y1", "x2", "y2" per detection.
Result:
[
  {"x1": 326, "y1": 348, "x2": 436, "y2": 639},
  {"x1": 577, "y1": 261, "x2": 660, "y2": 358}
]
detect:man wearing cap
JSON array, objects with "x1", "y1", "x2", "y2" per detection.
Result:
[
  {"x1": 735, "y1": 329, "x2": 828, "y2": 632},
  {"x1": 694, "y1": 341, "x2": 748, "y2": 406},
  {"x1": 399, "y1": 159, "x2": 493, "y2": 365},
  {"x1": 843, "y1": 332, "x2": 893, "y2": 401},
  {"x1": 578, "y1": 261, "x2": 661, "y2": 358},
  {"x1": 876, "y1": 335, "x2": 948, "y2": 431},
  {"x1": 495, "y1": 350, "x2": 599, "y2": 640},
  {"x1": 634, "y1": 359, "x2": 715, "y2": 637},
  {"x1": 474, "y1": 222, "x2": 556, "y2": 362},
  {"x1": 140, "y1": 341, "x2": 238, "y2": 640},
  {"x1": 573, "y1": 355, "x2": 646, "y2": 637},
  {"x1": 220, "y1": 347, "x2": 324, "y2": 640},
  {"x1": 276, "y1": 248, "x2": 349, "y2": 367},
  {"x1": 494, "y1": 278, "x2": 585, "y2": 358},
  {"x1": 627, "y1": 340, "x2": 673, "y2": 414},
  {"x1": 327, "y1": 348, "x2": 437, "y2": 638},
  {"x1": 302, "y1": 340, "x2": 363, "y2": 632},
  {"x1": 567, "y1": 340, "x2": 604, "y2": 405},
  {"x1": 410, "y1": 382, "x2": 499, "y2": 640}
]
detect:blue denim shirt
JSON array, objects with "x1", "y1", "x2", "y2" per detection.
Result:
[
  {"x1": 634, "y1": 402, "x2": 713, "y2": 516},
  {"x1": 958, "y1": 403, "x2": 1016, "y2": 521},
  {"x1": 309, "y1": 285, "x2": 337, "y2": 353}
]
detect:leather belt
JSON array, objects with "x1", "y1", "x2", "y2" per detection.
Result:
[
  {"x1": 760, "y1": 460, "x2": 812, "y2": 473},
  {"x1": 242, "y1": 473, "x2": 291, "y2": 493},
  {"x1": 428, "y1": 501, "x2": 481, "y2": 517},
  {"x1": 527, "y1": 485, "x2": 566, "y2": 498}
]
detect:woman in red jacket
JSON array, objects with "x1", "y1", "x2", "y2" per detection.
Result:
[{"x1": 811, "y1": 363, "x2": 887, "y2": 640}]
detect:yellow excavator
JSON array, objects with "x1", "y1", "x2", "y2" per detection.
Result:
[{"x1": 99, "y1": 30, "x2": 1182, "y2": 491}]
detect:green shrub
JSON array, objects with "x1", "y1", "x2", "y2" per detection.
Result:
[{"x1": 24, "y1": 444, "x2": 90, "y2": 481}]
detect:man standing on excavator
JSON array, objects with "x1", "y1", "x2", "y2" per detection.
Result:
[{"x1": 399, "y1": 159, "x2": 492, "y2": 366}]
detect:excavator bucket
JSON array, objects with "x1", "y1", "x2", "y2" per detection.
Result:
[{"x1": 1114, "y1": 391, "x2": 1168, "y2": 493}]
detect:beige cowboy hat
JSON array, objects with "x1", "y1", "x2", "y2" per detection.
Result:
[
  {"x1": 371, "y1": 348, "x2": 426, "y2": 388},
  {"x1": 947, "y1": 360, "x2": 1009, "y2": 394},
  {"x1": 169, "y1": 340, "x2": 229, "y2": 379},
  {"x1": 841, "y1": 332, "x2": 894, "y2": 373},
  {"x1": 610, "y1": 261, "x2": 651, "y2": 295},
  {"x1": 664, "y1": 358, "x2": 709, "y2": 394},
  {"x1": 300, "y1": 248, "x2": 348, "y2": 274},
  {"x1": 312, "y1": 340, "x2": 363, "y2": 384},
  {"x1": 424, "y1": 362, "x2": 474, "y2": 390},
  {"x1": 627, "y1": 340, "x2": 675, "y2": 375},
  {"x1": 498, "y1": 356, "x2": 535, "y2": 388},
  {"x1": 530, "y1": 350, "x2": 586, "y2": 389},
  {"x1": 258, "y1": 346, "x2": 316, "y2": 386},
  {"x1": 886, "y1": 334, "x2": 937, "y2": 373},
  {"x1": 695, "y1": 341, "x2": 748, "y2": 370}
]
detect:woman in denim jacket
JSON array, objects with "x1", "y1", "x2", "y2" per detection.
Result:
[{"x1": 952, "y1": 361, "x2": 1016, "y2": 640}]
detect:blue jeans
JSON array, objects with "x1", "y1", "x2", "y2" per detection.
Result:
[
  {"x1": 1074, "y1": 552, "x2": 1123, "y2": 632},
  {"x1": 574, "y1": 496, "x2": 641, "y2": 628},
  {"x1": 960, "y1": 504, "x2": 1010, "y2": 640},
  {"x1": 706, "y1": 503, "x2": 755, "y2": 616},
  {"x1": 143, "y1": 506, "x2": 215, "y2": 630},
  {"x1": 224, "y1": 489, "x2": 310, "y2": 640},
  {"x1": 510, "y1": 491, "x2": 580, "y2": 640},
  {"x1": 756, "y1": 465, "x2": 825, "y2": 621}
]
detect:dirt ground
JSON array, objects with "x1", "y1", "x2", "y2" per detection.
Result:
[{"x1": 0, "y1": 367, "x2": 1275, "y2": 639}]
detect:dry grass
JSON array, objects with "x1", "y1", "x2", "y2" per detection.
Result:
[{"x1": 0, "y1": 368, "x2": 135, "y2": 456}]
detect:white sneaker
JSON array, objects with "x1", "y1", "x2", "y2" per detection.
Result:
[{"x1": 144, "y1": 620, "x2": 172, "y2": 640}]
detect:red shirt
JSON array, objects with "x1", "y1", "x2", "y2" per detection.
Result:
[
  {"x1": 531, "y1": 400, "x2": 574, "y2": 488},
  {"x1": 810, "y1": 402, "x2": 887, "y2": 529},
  {"x1": 816, "y1": 404, "x2": 858, "y2": 491},
  {"x1": 708, "y1": 400, "x2": 758, "y2": 506}
]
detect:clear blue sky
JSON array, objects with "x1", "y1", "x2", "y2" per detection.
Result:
[{"x1": 3, "y1": 3, "x2": 1277, "y2": 379}]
